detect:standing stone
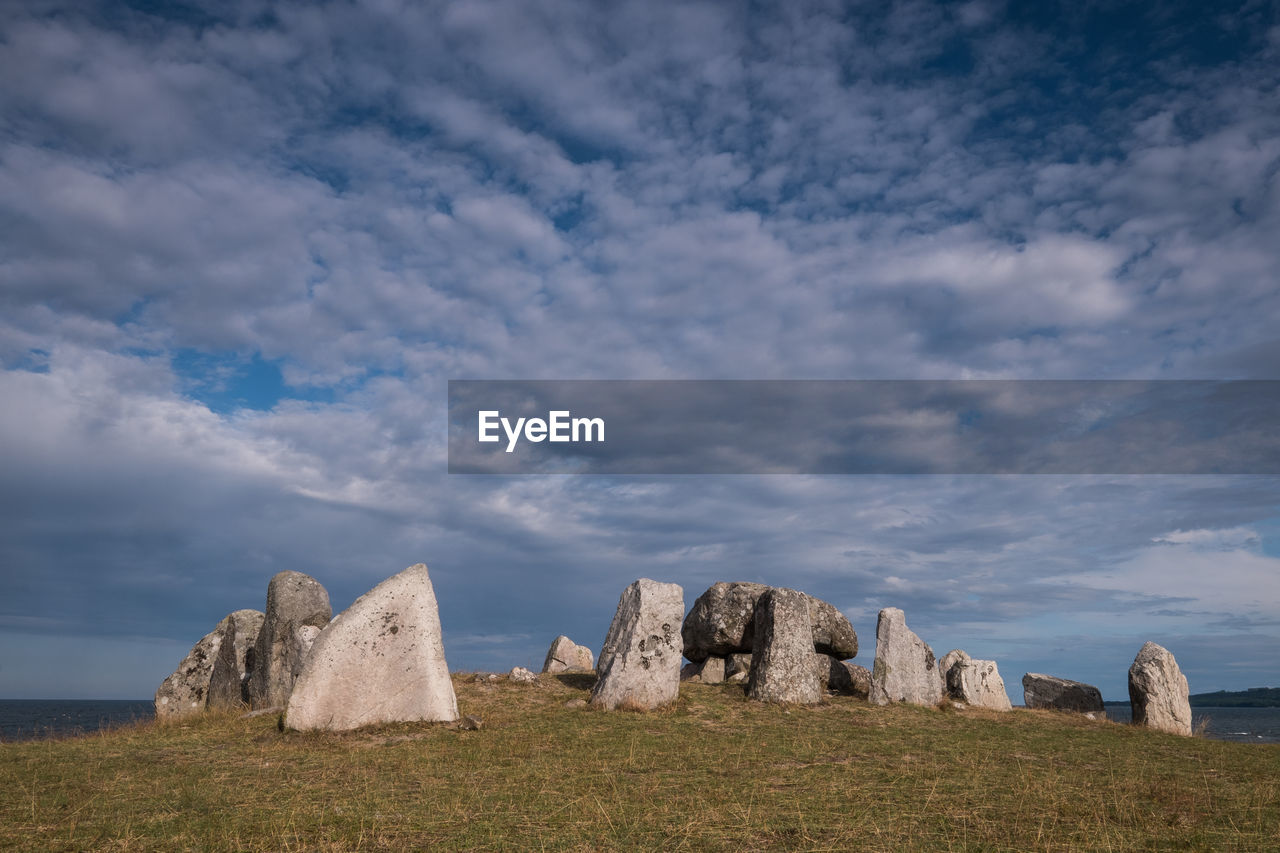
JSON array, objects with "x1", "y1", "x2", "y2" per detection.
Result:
[
  {"x1": 541, "y1": 635, "x2": 595, "y2": 674},
  {"x1": 947, "y1": 659, "x2": 1012, "y2": 711},
  {"x1": 682, "y1": 582, "x2": 857, "y2": 662},
  {"x1": 1022, "y1": 673, "x2": 1104, "y2": 713},
  {"x1": 748, "y1": 588, "x2": 822, "y2": 704},
  {"x1": 155, "y1": 616, "x2": 229, "y2": 720},
  {"x1": 285, "y1": 564, "x2": 458, "y2": 731},
  {"x1": 869, "y1": 607, "x2": 944, "y2": 707},
  {"x1": 207, "y1": 609, "x2": 265, "y2": 710},
  {"x1": 1128, "y1": 641, "x2": 1192, "y2": 736},
  {"x1": 248, "y1": 571, "x2": 331, "y2": 710},
  {"x1": 681, "y1": 656, "x2": 727, "y2": 683},
  {"x1": 590, "y1": 579, "x2": 684, "y2": 711}
]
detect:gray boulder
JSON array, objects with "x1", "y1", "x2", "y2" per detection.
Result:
[
  {"x1": 509, "y1": 666, "x2": 539, "y2": 684},
  {"x1": 832, "y1": 661, "x2": 872, "y2": 699},
  {"x1": 869, "y1": 607, "x2": 944, "y2": 707},
  {"x1": 541, "y1": 635, "x2": 595, "y2": 674},
  {"x1": 938, "y1": 649, "x2": 970, "y2": 682},
  {"x1": 248, "y1": 571, "x2": 331, "y2": 709},
  {"x1": 682, "y1": 582, "x2": 857, "y2": 662},
  {"x1": 947, "y1": 659, "x2": 1012, "y2": 711},
  {"x1": 155, "y1": 616, "x2": 228, "y2": 720},
  {"x1": 1128, "y1": 641, "x2": 1192, "y2": 736},
  {"x1": 591, "y1": 579, "x2": 684, "y2": 711},
  {"x1": 1022, "y1": 673, "x2": 1104, "y2": 713},
  {"x1": 726, "y1": 653, "x2": 753, "y2": 679},
  {"x1": 285, "y1": 563, "x2": 458, "y2": 731},
  {"x1": 748, "y1": 588, "x2": 822, "y2": 704},
  {"x1": 681, "y1": 656, "x2": 726, "y2": 684},
  {"x1": 207, "y1": 609, "x2": 265, "y2": 710}
]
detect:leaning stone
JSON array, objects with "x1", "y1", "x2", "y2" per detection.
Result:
[
  {"x1": 509, "y1": 666, "x2": 539, "y2": 684},
  {"x1": 155, "y1": 616, "x2": 229, "y2": 720},
  {"x1": 285, "y1": 564, "x2": 458, "y2": 731},
  {"x1": 869, "y1": 607, "x2": 943, "y2": 707},
  {"x1": 590, "y1": 579, "x2": 684, "y2": 711},
  {"x1": 248, "y1": 571, "x2": 331, "y2": 709},
  {"x1": 1128, "y1": 641, "x2": 1192, "y2": 736},
  {"x1": 1022, "y1": 673, "x2": 1104, "y2": 713},
  {"x1": 682, "y1": 582, "x2": 856, "y2": 661},
  {"x1": 748, "y1": 588, "x2": 822, "y2": 704},
  {"x1": 207, "y1": 609, "x2": 265, "y2": 710},
  {"x1": 541, "y1": 635, "x2": 595, "y2": 674},
  {"x1": 947, "y1": 659, "x2": 1012, "y2": 711}
]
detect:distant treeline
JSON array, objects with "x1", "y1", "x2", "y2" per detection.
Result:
[{"x1": 1189, "y1": 687, "x2": 1280, "y2": 708}]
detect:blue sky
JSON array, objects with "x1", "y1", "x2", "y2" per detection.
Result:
[{"x1": 1, "y1": 0, "x2": 1278, "y2": 700}]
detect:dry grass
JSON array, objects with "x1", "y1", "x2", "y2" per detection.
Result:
[{"x1": 2, "y1": 674, "x2": 1278, "y2": 851}]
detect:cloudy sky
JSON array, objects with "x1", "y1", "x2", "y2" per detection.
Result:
[{"x1": 2, "y1": 0, "x2": 1279, "y2": 701}]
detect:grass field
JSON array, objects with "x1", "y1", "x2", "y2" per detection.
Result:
[{"x1": 2, "y1": 674, "x2": 1278, "y2": 851}]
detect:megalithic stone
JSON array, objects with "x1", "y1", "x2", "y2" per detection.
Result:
[{"x1": 248, "y1": 570, "x2": 331, "y2": 709}]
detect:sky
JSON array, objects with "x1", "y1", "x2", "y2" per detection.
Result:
[{"x1": 1, "y1": 0, "x2": 1279, "y2": 701}]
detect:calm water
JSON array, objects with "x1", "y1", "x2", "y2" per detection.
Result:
[
  {"x1": 1104, "y1": 704, "x2": 1280, "y2": 743},
  {"x1": 0, "y1": 700, "x2": 153, "y2": 742}
]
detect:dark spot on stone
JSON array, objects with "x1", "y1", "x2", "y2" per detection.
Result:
[{"x1": 389, "y1": 625, "x2": 399, "y2": 634}]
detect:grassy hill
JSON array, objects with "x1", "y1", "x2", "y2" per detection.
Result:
[{"x1": 3, "y1": 674, "x2": 1278, "y2": 851}]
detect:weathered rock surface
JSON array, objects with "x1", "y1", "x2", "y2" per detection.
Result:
[
  {"x1": 726, "y1": 653, "x2": 753, "y2": 679},
  {"x1": 285, "y1": 563, "x2": 458, "y2": 731},
  {"x1": 748, "y1": 588, "x2": 822, "y2": 704},
  {"x1": 249, "y1": 571, "x2": 331, "y2": 709},
  {"x1": 1128, "y1": 641, "x2": 1192, "y2": 736},
  {"x1": 947, "y1": 659, "x2": 1012, "y2": 711},
  {"x1": 591, "y1": 579, "x2": 684, "y2": 711},
  {"x1": 869, "y1": 607, "x2": 943, "y2": 706},
  {"x1": 509, "y1": 666, "x2": 539, "y2": 684},
  {"x1": 681, "y1": 656, "x2": 726, "y2": 683},
  {"x1": 541, "y1": 636, "x2": 595, "y2": 674},
  {"x1": 155, "y1": 617, "x2": 228, "y2": 720},
  {"x1": 838, "y1": 661, "x2": 872, "y2": 699},
  {"x1": 938, "y1": 649, "x2": 971, "y2": 681},
  {"x1": 207, "y1": 609, "x2": 264, "y2": 710},
  {"x1": 681, "y1": 582, "x2": 857, "y2": 662},
  {"x1": 1022, "y1": 673, "x2": 1104, "y2": 713}
]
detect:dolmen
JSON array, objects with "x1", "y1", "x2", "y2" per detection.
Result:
[
  {"x1": 1022, "y1": 673, "x2": 1104, "y2": 713},
  {"x1": 591, "y1": 578, "x2": 684, "y2": 710},
  {"x1": 1129, "y1": 641, "x2": 1191, "y2": 735},
  {"x1": 681, "y1": 581, "x2": 859, "y2": 702},
  {"x1": 286, "y1": 563, "x2": 458, "y2": 731}
]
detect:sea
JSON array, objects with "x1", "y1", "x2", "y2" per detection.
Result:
[
  {"x1": 2, "y1": 700, "x2": 1279, "y2": 744},
  {"x1": 1, "y1": 700, "x2": 155, "y2": 742},
  {"x1": 1103, "y1": 704, "x2": 1280, "y2": 743}
]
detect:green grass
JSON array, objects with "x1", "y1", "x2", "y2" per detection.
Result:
[{"x1": 3, "y1": 675, "x2": 1278, "y2": 851}]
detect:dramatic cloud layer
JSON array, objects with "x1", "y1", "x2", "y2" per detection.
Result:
[{"x1": 1, "y1": 0, "x2": 1278, "y2": 699}]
